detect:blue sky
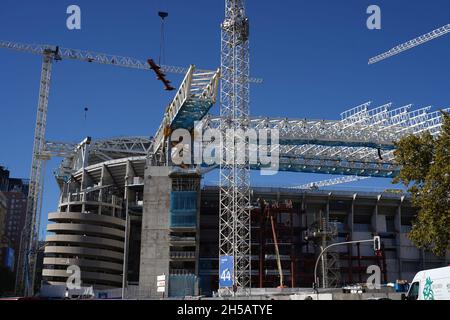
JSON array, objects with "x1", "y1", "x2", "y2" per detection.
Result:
[{"x1": 0, "y1": 0, "x2": 449, "y2": 239}]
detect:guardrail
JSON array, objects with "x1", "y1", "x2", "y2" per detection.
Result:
[{"x1": 170, "y1": 251, "x2": 196, "y2": 259}]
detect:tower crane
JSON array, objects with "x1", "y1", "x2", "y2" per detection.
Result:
[
  {"x1": 369, "y1": 23, "x2": 450, "y2": 64},
  {"x1": 0, "y1": 41, "x2": 262, "y2": 82},
  {"x1": 0, "y1": 39, "x2": 262, "y2": 296},
  {"x1": 219, "y1": 0, "x2": 252, "y2": 296}
]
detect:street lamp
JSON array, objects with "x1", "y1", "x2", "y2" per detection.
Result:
[{"x1": 313, "y1": 236, "x2": 381, "y2": 292}]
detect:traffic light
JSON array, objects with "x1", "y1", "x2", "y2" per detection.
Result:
[{"x1": 373, "y1": 236, "x2": 381, "y2": 251}]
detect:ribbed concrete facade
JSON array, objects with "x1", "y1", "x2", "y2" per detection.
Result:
[
  {"x1": 42, "y1": 160, "x2": 131, "y2": 290},
  {"x1": 43, "y1": 211, "x2": 125, "y2": 289}
]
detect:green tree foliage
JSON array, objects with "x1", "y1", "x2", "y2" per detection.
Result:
[{"x1": 393, "y1": 111, "x2": 450, "y2": 256}]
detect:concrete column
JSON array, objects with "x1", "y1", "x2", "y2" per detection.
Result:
[
  {"x1": 122, "y1": 186, "x2": 130, "y2": 298},
  {"x1": 326, "y1": 193, "x2": 331, "y2": 222},
  {"x1": 81, "y1": 169, "x2": 93, "y2": 190},
  {"x1": 80, "y1": 169, "x2": 89, "y2": 212},
  {"x1": 194, "y1": 177, "x2": 201, "y2": 296},
  {"x1": 395, "y1": 196, "x2": 404, "y2": 280},
  {"x1": 371, "y1": 195, "x2": 381, "y2": 233},
  {"x1": 138, "y1": 166, "x2": 171, "y2": 299},
  {"x1": 348, "y1": 194, "x2": 356, "y2": 234},
  {"x1": 349, "y1": 194, "x2": 356, "y2": 256},
  {"x1": 125, "y1": 160, "x2": 136, "y2": 186}
]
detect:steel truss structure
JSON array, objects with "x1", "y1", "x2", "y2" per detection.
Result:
[
  {"x1": 47, "y1": 137, "x2": 151, "y2": 179},
  {"x1": 291, "y1": 176, "x2": 371, "y2": 190},
  {"x1": 53, "y1": 100, "x2": 449, "y2": 183},
  {"x1": 203, "y1": 102, "x2": 448, "y2": 148},
  {"x1": 151, "y1": 65, "x2": 220, "y2": 157},
  {"x1": 15, "y1": 53, "x2": 53, "y2": 296},
  {"x1": 0, "y1": 40, "x2": 262, "y2": 84},
  {"x1": 198, "y1": 102, "x2": 448, "y2": 177},
  {"x1": 219, "y1": 0, "x2": 252, "y2": 296},
  {"x1": 369, "y1": 23, "x2": 450, "y2": 64}
]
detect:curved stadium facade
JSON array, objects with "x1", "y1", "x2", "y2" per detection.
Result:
[
  {"x1": 42, "y1": 137, "x2": 450, "y2": 297},
  {"x1": 42, "y1": 138, "x2": 148, "y2": 290}
]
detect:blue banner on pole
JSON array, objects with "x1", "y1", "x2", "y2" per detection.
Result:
[{"x1": 219, "y1": 255, "x2": 233, "y2": 288}]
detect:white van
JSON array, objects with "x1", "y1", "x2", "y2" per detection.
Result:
[{"x1": 403, "y1": 266, "x2": 450, "y2": 300}]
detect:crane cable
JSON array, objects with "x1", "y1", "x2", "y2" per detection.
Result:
[{"x1": 158, "y1": 11, "x2": 169, "y2": 65}]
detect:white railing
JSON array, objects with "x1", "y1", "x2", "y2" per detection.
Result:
[
  {"x1": 199, "y1": 69, "x2": 220, "y2": 103},
  {"x1": 151, "y1": 66, "x2": 220, "y2": 154},
  {"x1": 165, "y1": 65, "x2": 195, "y2": 124},
  {"x1": 152, "y1": 65, "x2": 195, "y2": 152},
  {"x1": 170, "y1": 251, "x2": 196, "y2": 259}
]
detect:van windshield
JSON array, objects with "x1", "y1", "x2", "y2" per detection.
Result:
[{"x1": 408, "y1": 282, "x2": 420, "y2": 300}]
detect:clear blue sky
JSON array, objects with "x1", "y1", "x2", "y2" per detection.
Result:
[{"x1": 0, "y1": 0, "x2": 449, "y2": 239}]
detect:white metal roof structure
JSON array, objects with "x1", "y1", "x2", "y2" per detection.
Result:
[{"x1": 48, "y1": 101, "x2": 448, "y2": 181}]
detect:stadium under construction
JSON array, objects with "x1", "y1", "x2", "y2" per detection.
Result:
[
  {"x1": 1, "y1": 1, "x2": 449, "y2": 299},
  {"x1": 39, "y1": 107, "x2": 450, "y2": 298}
]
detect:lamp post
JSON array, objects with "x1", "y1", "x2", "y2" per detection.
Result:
[{"x1": 313, "y1": 237, "x2": 380, "y2": 291}]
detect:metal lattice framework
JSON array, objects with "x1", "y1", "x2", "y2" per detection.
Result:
[
  {"x1": 291, "y1": 176, "x2": 371, "y2": 190},
  {"x1": 203, "y1": 102, "x2": 448, "y2": 148},
  {"x1": 85, "y1": 137, "x2": 152, "y2": 164},
  {"x1": 219, "y1": 0, "x2": 252, "y2": 295},
  {"x1": 198, "y1": 102, "x2": 448, "y2": 178},
  {"x1": 152, "y1": 65, "x2": 221, "y2": 155},
  {"x1": 52, "y1": 101, "x2": 449, "y2": 181},
  {"x1": 0, "y1": 40, "x2": 262, "y2": 84},
  {"x1": 51, "y1": 100, "x2": 448, "y2": 183},
  {"x1": 368, "y1": 23, "x2": 450, "y2": 64},
  {"x1": 15, "y1": 53, "x2": 53, "y2": 296},
  {"x1": 46, "y1": 137, "x2": 152, "y2": 180},
  {"x1": 50, "y1": 102, "x2": 449, "y2": 182}
]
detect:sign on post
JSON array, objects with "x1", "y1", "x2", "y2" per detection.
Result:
[
  {"x1": 219, "y1": 255, "x2": 234, "y2": 288},
  {"x1": 157, "y1": 275, "x2": 166, "y2": 281},
  {"x1": 373, "y1": 236, "x2": 381, "y2": 251},
  {"x1": 157, "y1": 281, "x2": 166, "y2": 287},
  {"x1": 157, "y1": 274, "x2": 166, "y2": 293}
]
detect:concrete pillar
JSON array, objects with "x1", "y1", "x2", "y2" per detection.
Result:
[
  {"x1": 349, "y1": 194, "x2": 356, "y2": 256},
  {"x1": 125, "y1": 160, "x2": 136, "y2": 186},
  {"x1": 348, "y1": 194, "x2": 356, "y2": 235},
  {"x1": 138, "y1": 166, "x2": 171, "y2": 299},
  {"x1": 371, "y1": 195, "x2": 381, "y2": 233},
  {"x1": 395, "y1": 196, "x2": 404, "y2": 280},
  {"x1": 326, "y1": 193, "x2": 331, "y2": 222},
  {"x1": 80, "y1": 169, "x2": 89, "y2": 212}
]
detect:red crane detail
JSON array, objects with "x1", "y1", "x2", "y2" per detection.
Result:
[{"x1": 147, "y1": 59, "x2": 175, "y2": 91}]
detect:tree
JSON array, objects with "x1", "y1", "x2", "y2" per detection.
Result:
[{"x1": 393, "y1": 111, "x2": 450, "y2": 257}]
